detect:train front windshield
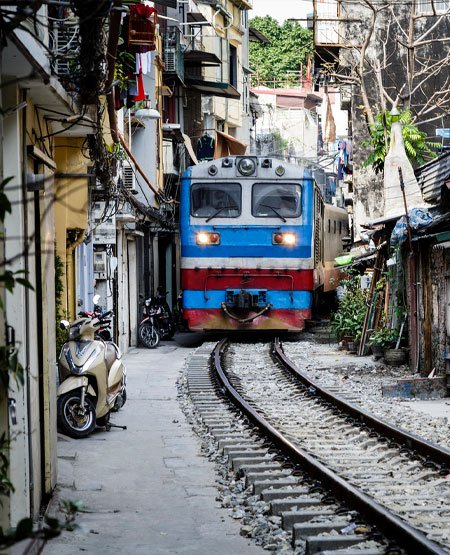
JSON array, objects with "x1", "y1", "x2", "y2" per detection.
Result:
[
  {"x1": 191, "y1": 183, "x2": 241, "y2": 218},
  {"x1": 252, "y1": 183, "x2": 301, "y2": 218}
]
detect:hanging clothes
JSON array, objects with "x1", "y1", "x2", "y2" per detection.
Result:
[
  {"x1": 133, "y1": 54, "x2": 146, "y2": 102},
  {"x1": 197, "y1": 135, "x2": 215, "y2": 161}
]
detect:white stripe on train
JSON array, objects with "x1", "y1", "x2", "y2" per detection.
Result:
[{"x1": 181, "y1": 257, "x2": 314, "y2": 270}]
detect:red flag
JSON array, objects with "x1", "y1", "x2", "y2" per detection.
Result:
[{"x1": 306, "y1": 55, "x2": 311, "y2": 82}]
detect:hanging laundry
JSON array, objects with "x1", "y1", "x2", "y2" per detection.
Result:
[
  {"x1": 197, "y1": 135, "x2": 215, "y2": 161},
  {"x1": 133, "y1": 54, "x2": 146, "y2": 102}
]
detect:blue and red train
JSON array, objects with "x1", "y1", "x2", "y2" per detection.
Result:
[{"x1": 180, "y1": 155, "x2": 348, "y2": 332}]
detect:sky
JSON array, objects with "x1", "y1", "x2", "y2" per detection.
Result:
[{"x1": 249, "y1": 0, "x2": 312, "y2": 25}]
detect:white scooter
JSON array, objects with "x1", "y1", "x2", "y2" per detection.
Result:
[{"x1": 57, "y1": 299, "x2": 127, "y2": 439}]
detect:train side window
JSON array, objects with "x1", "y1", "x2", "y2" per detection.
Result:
[
  {"x1": 328, "y1": 219, "x2": 330, "y2": 233},
  {"x1": 191, "y1": 182, "x2": 241, "y2": 218},
  {"x1": 339, "y1": 221, "x2": 342, "y2": 235},
  {"x1": 334, "y1": 220, "x2": 336, "y2": 234},
  {"x1": 252, "y1": 183, "x2": 302, "y2": 218}
]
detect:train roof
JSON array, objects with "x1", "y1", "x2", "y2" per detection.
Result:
[{"x1": 183, "y1": 156, "x2": 314, "y2": 181}]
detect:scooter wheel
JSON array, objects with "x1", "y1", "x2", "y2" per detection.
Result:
[
  {"x1": 57, "y1": 392, "x2": 97, "y2": 439},
  {"x1": 138, "y1": 323, "x2": 160, "y2": 348}
]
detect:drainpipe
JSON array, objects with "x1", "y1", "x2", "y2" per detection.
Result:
[
  {"x1": 21, "y1": 87, "x2": 34, "y2": 514},
  {"x1": 66, "y1": 230, "x2": 85, "y2": 319}
]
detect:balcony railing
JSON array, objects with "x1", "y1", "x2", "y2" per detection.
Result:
[
  {"x1": 163, "y1": 27, "x2": 184, "y2": 83},
  {"x1": 48, "y1": 9, "x2": 80, "y2": 81}
]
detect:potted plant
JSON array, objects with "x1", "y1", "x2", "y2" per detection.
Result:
[
  {"x1": 369, "y1": 326, "x2": 407, "y2": 365},
  {"x1": 368, "y1": 327, "x2": 393, "y2": 359},
  {"x1": 329, "y1": 270, "x2": 368, "y2": 347}
]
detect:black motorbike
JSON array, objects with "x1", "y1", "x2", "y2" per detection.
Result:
[{"x1": 138, "y1": 291, "x2": 176, "y2": 349}]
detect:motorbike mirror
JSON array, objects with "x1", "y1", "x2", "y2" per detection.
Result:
[
  {"x1": 60, "y1": 320, "x2": 70, "y2": 330},
  {"x1": 93, "y1": 294, "x2": 101, "y2": 304}
]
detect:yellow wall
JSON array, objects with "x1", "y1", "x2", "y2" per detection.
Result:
[
  {"x1": 203, "y1": 5, "x2": 243, "y2": 130},
  {"x1": 155, "y1": 34, "x2": 164, "y2": 195},
  {"x1": 54, "y1": 137, "x2": 89, "y2": 315}
]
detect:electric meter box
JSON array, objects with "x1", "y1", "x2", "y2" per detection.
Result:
[{"x1": 94, "y1": 251, "x2": 107, "y2": 280}]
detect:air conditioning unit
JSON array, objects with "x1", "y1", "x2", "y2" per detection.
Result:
[
  {"x1": 122, "y1": 162, "x2": 136, "y2": 192},
  {"x1": 164, "y1": 48, "x2": 176, "y2": 72}
]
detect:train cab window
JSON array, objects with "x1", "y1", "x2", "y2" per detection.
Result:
[
  {"x1": 191, "y1": 183, "x2": 241, "y2": 219},
  {"x1": 252, "y1": 183, "x2": 301, "y2": 219}
]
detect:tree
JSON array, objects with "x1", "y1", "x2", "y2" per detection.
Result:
[
  {"x1": 362, "y1": 109, "x2": 440, "y2": 174},
  {"x1": 326, "y1": 1, "x2": 450, "y2": 130},
  {"x1": 249, "y1": 16, "x2": 313, "y2": 85}
]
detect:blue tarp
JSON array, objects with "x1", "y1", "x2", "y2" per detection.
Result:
[{"x1": 390, "y1": 207, "x2": 433, "y2": 246}]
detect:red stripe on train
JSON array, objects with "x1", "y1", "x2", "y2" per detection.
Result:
[
  {"x1": 183, "y1": 308, "x2": 310, "y2": 331},
  {"x1": 181, "y1": 268, "x2": 314, "y2": 291}
]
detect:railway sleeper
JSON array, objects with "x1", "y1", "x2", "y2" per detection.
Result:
[
  {"x1": 230, "y1": 455, "x2": 276, "y2": 470},
  {"x1": 281, "y1": 509, "x2": 337, "y2": 531},
  {"x1": 301, "y1": 534, "x2": 382, "y2": 554},
  {"x1": 253, "y1": 477, "x2": 299, "y2": 495}
]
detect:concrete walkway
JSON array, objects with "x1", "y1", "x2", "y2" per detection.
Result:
[{"x1": 43, "y1": 334, "x2": 265, "y2": 555}]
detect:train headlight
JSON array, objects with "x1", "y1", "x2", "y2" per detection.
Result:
[
  {"x1": 275, "y1": 165, "x2": 285, "y2": 177},
  {"x1": 273, "y1": 232, "x2": 296, "y2": 246},
  {"x1": 196, "y1": 232, "x2": 221, "y2": 245},
  {"x1": 237, "y1": 157, "x2": 256, "y2": 176}
]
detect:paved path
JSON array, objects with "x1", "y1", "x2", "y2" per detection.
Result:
[{"x1": 43, "y1": 334, "x2": 265, "y2": 555}]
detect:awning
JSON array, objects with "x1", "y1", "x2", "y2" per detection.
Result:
[
  {"x1": 182, "y1": 133, "x2": 198, "y2": 165},
  {"x1": 184, "y1": 51, "x2": 222, "y2": 66},
  {"x1": 163, "y1": 123, "x2": 183, "y2": 142},
  {"x1": 249, "y1": 27, "x2": 270, "y2": 43},
  {"x1": 185, "y1": 78, "x2": 240, "y2": 99},
  {"x1": 187, "y1": 11, "x2": 209, "y2": 23},
  {"x1": 155, "y1": 0, "x2": 177, "y2": 8},
  {"x1": 214, "y1": 131, "x2": 247, "y2": 158}
]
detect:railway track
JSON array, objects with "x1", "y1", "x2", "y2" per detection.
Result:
[{"x1": 185, "y1": 339, "x2": 450, "y2": 554}]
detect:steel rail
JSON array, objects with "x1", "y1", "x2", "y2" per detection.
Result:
[
  {"x1": 213, "y1": 338, "x2": 448, "y2": 555},
  {"x1": 273, "y1": 338, "x2": 450, "y2": 469}
]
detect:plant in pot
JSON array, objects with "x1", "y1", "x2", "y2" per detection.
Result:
[
  {"x1": 369, "y1": 326, "x2": 406, "y2": 364},
  {"x1": 329, "y1": 270, "x2": 368, "y2": 347}
]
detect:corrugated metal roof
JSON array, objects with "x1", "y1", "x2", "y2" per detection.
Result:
[{"x1": 415, "y1": 152, "x2": 450, "y2": 203}]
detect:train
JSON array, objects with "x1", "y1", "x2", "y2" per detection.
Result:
[{"x1": 180, "y1": 155, "x2": 349, "y2": 332}]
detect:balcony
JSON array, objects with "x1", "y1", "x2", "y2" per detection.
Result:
[
  {"x1": 183, "y1": 17, "x2": 221, "y2": 78},
  {"x1": 162, "y1": 27, "x2": 184, "y2": 85},
  {"x1": 48, "y1": 8, "x2": 81, "y2": 87}
]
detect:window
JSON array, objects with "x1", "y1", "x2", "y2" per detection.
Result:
[
  {"x1": 417, "y1": 0, "x2": 449, "y2": 13},
  {"x1": 241, "y1": 9, "x2": 248, "y2": 29},
  {"x1": 339, "y1": 221, "x2": 342, "y2": 235},
  {"x1": 328, "y1": 219, "x2": 331, "y2": 233},
  {"x1": 252, "y1": 183, "x2": 302, "y2": 218},
  {"x1": 191, "y1": 183, "x2": 241, "y2": 218},
  {"x1": 229, "y1": 44, "x2": 237, "y2": 88},
  {"x1": 334, "y1": 220, "x2": 336, "y2": 234}
]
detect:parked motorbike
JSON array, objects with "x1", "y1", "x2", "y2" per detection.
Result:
[
  {"x1": 78, "y1": 294, "x2": 111, "y2": 341},
  {"x1": 138, "y1": 290, "x2": 176, "y2": 349},
  {"x1": 57, "y1": 306, "x2": 127, "y2": 439}
]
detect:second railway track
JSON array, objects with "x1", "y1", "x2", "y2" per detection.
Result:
[{"x1": 184, "y1": 339, "x2": 450, "y2": 554}]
